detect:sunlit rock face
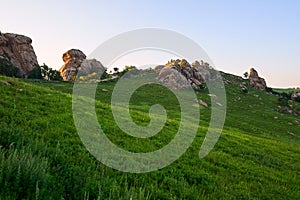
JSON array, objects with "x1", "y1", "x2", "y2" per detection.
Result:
[
  {"x1": 0, "y1": 32, "x2": 38, "y2": 77},
  {"x1": 59, "y1": 49, "x2": 106, "y2": 81},
  {"x1": 59, "y1": 49, "x2": 86, "y2": 81}
]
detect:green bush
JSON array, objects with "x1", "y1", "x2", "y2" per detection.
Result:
[
  {"x1": 278, "y1": 96, "x2": 288, "y2": 107},
  {"x1": 41, "y1": 63, "x2": 62, "y2": 81},
  {"x1": 0, "y1": 57, "x2": 20, "y2": 77},
  {"x1": 28, "y1": 64, "x2": 62, "y2": 81},
  {"x1": 28, "y1": 65, "x2": 42, "y2": 79}
]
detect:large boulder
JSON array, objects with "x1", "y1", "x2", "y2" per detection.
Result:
[
  {"x1": 62, "y1": 49, "x2": 86, "y2": 63},
  {"x1": 59, "y1": 49, "x2": 86, "y2": 81},
  {"x1": 158, "y1": 66, "x2": 191, "y2": 90},
  {"x1": 59, "y1": 49, "x2": 106, "y2": 81},
  {"x1": 0, "y1": 32, "x2": 38, "y2": 77},
  {"x1": 291, "y1": 91, "x2": 300, "y2": 102},
  {"x1": 78, "y1": 59, "x2": 106, "y2": 76},
  {"x1": 249, "y1": 68, "x2": 267, "y2": 90}
]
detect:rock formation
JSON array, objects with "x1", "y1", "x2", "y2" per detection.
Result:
[
  {"x1": 249, "y1": 68, "x2": 267, "y2": 90},
  {"x1": 291, "y1": 91, "x2": 300, "y2": 102},
  {"x1": 154, "y1": 59, "x2": 217, "y2": 90},
  {"x1": 59, "y1": 49, "x2": 86, "y2": 81},
  {"x1": 0, "y1": 32, "x2": 38, "y2": 77},
  {"x1": 157, "y1": 66, "x2": 191, "y2": 90},
  {"x1": 59, "y1": 49, "x2": 106, "y2": 81}
]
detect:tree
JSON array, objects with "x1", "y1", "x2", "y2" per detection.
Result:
[
  {"x1": 0, "y1": 57, "x2": 20, "y2": 77},
  {"x1": 243, "y1": 72, "x2": 249, "y2": 79},
  {"x1": 28, "y1": 65, "x2": 42, "y2": 79},
  {"x1": 28, "y1": 63, "x2": 62, "y2": 81},
  {"x1": 40, "y1": 64, "x2": 62, "y2": 81},
  {"x1": 48, "y1": 68, "x2": 62, "y2": 81},
  {"x1": 113, "y1": 67, "x2": 119, "y2": 74}
]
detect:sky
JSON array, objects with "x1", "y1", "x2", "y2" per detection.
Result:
[{"x1": 1, "y1": 0, "x2": 299, "y2": 88}]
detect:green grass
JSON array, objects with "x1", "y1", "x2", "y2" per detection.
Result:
[
  {"x1": 0, "y1": 75, "x2": 299, "y2": 199},
  {"x1": 272, "y1": 88, "x2": 299, "y2": 94}
]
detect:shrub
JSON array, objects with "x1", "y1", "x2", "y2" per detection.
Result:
[
  {"x1": 0, "y1": 57, "x2": 20, "y2": 77},
  {"x1": 28, "y1": 65, "x2": 42, "y2": 79},
  {"x1": 41, "y1": 64, "x2": 62, "y2": 81},
  {"x1": 265, "y1": 87, "x2": 274, "y2": 93},
  {"x1": 28, "y1": 64, "x2": 62, "y2": 81},
  {"x1": 278, "y1": 97, "x2": 288, "y2": 107}
]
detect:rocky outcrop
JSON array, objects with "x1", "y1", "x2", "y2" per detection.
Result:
[
  {"x1": 155, "y1": 59, "x2": 216, "y2": 90},
  {"x1": 79, "y1": 59, "x2": 106, "y2": 76},
  {"x1": 59, "y1": 49, "x2": 86, "y2": 81},
  {"x1": 157, "y1": 66, "x2": 191, "y2": 90},
  {"x1": 59, "y1": 49, "x2": 106, "y2": 81},
  {"x1": 0, "y1": 32, "x2": 38, "y2": 77},
  {"x1": 291, "y1": 91, "x2": 300, "y2": 102},
  {"x1": 249, "y1": 68, "x2": 267, "y2": 90}
]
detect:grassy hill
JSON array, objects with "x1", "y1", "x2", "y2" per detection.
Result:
[
  {"x1": 0, "y1": 74, "x2": 299, "y2": 199},
  {"x1": 272, "y1": 88, "x2": 299, "y2": 94}
]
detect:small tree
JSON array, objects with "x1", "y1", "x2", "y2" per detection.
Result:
[
  {"x1": 40, "y1": 64, "x2": 62, "y2": 81},
  {"x1": 47, "y1": 68, "x2": 62, "y2": 81},
  {"x1": 0, "y1": 57, "x2": 20, "y2": 77},
  {"x1": 28, "y1": 65, "x2": 42, "y2": 79},
  {"x1": 113, "y1": 67, "x2": 119, "y2": 74},
  {"x1": 28, "y1": 63, "x2": 62, "y2": 81}
]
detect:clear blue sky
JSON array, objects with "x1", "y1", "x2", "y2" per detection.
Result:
[{"x1": 1, "y1": 0, "x2": 299, "y2": 88}]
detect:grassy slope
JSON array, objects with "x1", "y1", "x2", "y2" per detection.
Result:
[
  {"x1": 272, "y1": 88, "x2": 298, "y2": 94},
  {"x1": 0, "y1": 75, "x2": 299, "y2": 199}
]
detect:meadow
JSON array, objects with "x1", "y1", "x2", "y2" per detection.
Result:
[{"x1": 0, "y1": 74, "x2": 299, "y2": 199}]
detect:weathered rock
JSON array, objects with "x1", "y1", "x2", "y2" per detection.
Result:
[
  {"x1": 196, "y1": 99, "x2": 208, "y2": 107},
  {"x1": 0, "y1": 80, "x2": 12, "y2": 85},
  {"x1": 208, "y1": 94, "x2": 217, "y2": 99},
  {"x1": 156, "y1": 59, "x2": 217, "y2": 90},
  {"x1": 291, "y1": 91, "x2": 300, "y2": 102},
  {"x1": 62, "y1": 49, "x2": 86, "y2": 63},
  {"x1": 249, "y1": 68, "x2": 267, "y2": 90},
  {"x1": 153, "y1": 65, "x2": 165, "y2": 74},
  {"x1": 59, "y1": 49, "x2": 106, "y2": 81},
  {"x1": 59, "y1": 49, "x2": 86, "y2": 81},
  {"x1": 0, "y1": 32, "x2": 38, "y2": 77},
  {"x1": 158, "y1": 66, "x2": 190, "y2": 90},
  {"x1": 240, "y1": 82, "x2": 248, "y2": 88},
  {"x1": 79, "y1": 59, "x2": 106, "y2": 75},
  {"x1": 191, "y1": 61, "x2": 211, "y2": 82}
]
